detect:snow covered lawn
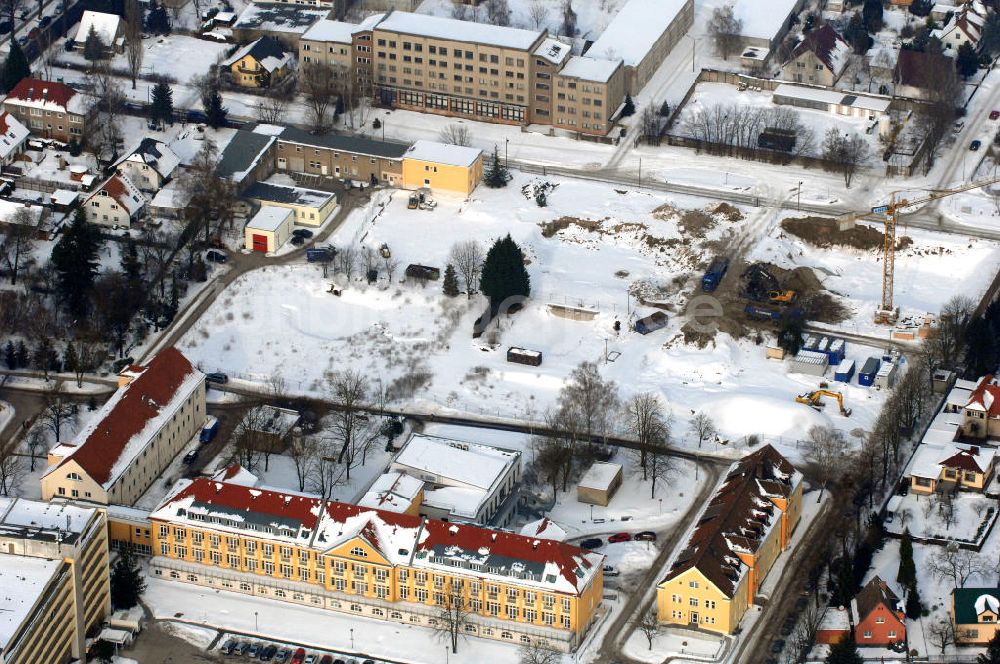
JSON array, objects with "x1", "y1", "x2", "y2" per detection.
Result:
[
  {"x1": 886, "y1": 491, "x2": 996, "y2": 545},
  {"x1": 622, "y1": 626, "x2": 724, "y2": 663}
]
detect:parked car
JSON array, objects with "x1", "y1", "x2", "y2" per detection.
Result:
[
  {"x1": 407, "y1": 194, "x2": 419, "y2": 209},
  {"x1": 38, "y1": 15, "x2": 51, "y2": 27},
  {"x1": 634, "y1": 531, "x2": 657, "y2": 542},
  {"x1": 602, "y1": 565, "x2": 620, "y2": 577},
  {"x1": 220, "y1": 638, "x2": 238, "y2": 654},
  {"x1": 291, "y1": 649, "x2": 306, "y2": 664},
  {"x1": 248, "y1": 643, "x2": 263, "y2": 657},
  {"x1": 27, "y1": 27, "x2": 38, "y2": 39},
  {"x1": 608, "y1": 532, "x2": 631, "y2": 544},
  {"x1": 0, "y1": 21, "x2": 12, "y2": 33},
  {"x1": 274, "y1": 649, "x2": 292, "y2": 663},
  {"x1": 579, "y1": 538, "x2": 602, "y2": 549},
  {"x1": 771, "y1": 639, "x2": 785, "y2": 654},
  {"x1": 290, "y1": 235, "x2": 305, "y2": 246},
  {"x1": 234, "y1": 641, "x2": 250, "y2": 656},
  {"x1": 318, "y1": 656, "x2": 333, "y2": 664},
  {"x1": 303, "y1": 655, "x2": 317, "y2": 664},
  {"x1": 17, "y1": 35, "x2": 27, "y2": 46},
  {"x1": 780, "y1": 616, "x2": 796, "y2": 636},
  {"x1": 206, "y1": 372, "x2": 229, "y2": 384},
  {"x1": 182, "y1": 449, "x2": 198, "y2": 464},
  {"x1": 205, "y1": 249, "x2": 227, "y2": 263},
  {"x1": 990, "y1": 110, "x2": 999, "y2": 120},
  {"x1": 971, "y1": 139, "x2": 983, "y2": 151},
  {"x1": 199, "y1": 416, "x2": 219, "y2": 444},
  {"x1": 292, "y1": 228, "x2": 314, "y2": 239}
]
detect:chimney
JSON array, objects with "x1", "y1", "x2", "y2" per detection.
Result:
[{"x1": 971, "y1": 446, "x2": 980, "y2": 456}]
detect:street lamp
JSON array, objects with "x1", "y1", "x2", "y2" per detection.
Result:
[
  {"x1": 350, "y1": 628, "x2": 354, "y2": 649},
  {"x1": 685, "y1": 35, "x2": 698, "y2": 73},
  {"x1": 504, "y1": 138, "x2": 509, "y2": 167},
  {"x1": 797, "y1": 181, "x2": 803, "y2": 211},
  {"x1": 254, "y1": 611, "x2": 258, "y2": 632}
]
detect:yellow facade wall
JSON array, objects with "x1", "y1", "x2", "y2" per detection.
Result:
[
  {"x1": 401, "y1": 156, "x2": 483, "y2": 197},
  {"x1": 656, "y1": 567, "x2": 749, "y2": 635},
  {"x1": 229, "y1": 54, "x2": 288, "y2": 88}
]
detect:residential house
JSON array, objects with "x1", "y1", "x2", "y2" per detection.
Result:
[
  {"x1": 40, "y1": 347, "x2": 206, "y2": 506},
  {"x1": 907, "y1": 443, "x2": 996, "y2": 494},
  {"x1": 853, "y1": 576, "x2": 906, "y2": 646},
  {"x1": 781, "y1": 25, "x2": 851, "y2": 86},
  {"x1": 113, "y1": 138, "x2": 181, "y2": 193},
  {"x1": 0, "y1": 111, "x2": 29, "y2": 167},
  {"x1": 222, "y1": 36, "x2": 293, "y2": 88},
  {"x1": 83, "y1": 174, "x2": 146, "y2": 228},
  {"x1": 954, "y1": 588, "x2": 1000, "y2": 644},
  {"x1": 242, "y1": 181, "x2": 337, "y2": 227},
  {"x1": 400, "y1": 140, "x2": 482, "y2": 195},
  {"x1": 933, "y1": 0, "x2": 987, "y2": 53},
  {"x1": 0, "y1": 498, "x2": 111, "y2": 664},
  {"x1": 960, "y1": 374, "x2": 1000, "y2": 440},
  {"x1": 656, "y1": 445, "x2": 803, "y2": 634},
  {"x1": 149, "y1": 477, "x2": 604, "y2": 652},
  {"x1": 73, "y1": 10, "x2": 125, "y2": 54},
  {"x1": 893, "y1": 49, "x2": 954, "y2": 99},
  {"x1": 2, "y1": 78, "x2": 90, "y2": 143}
]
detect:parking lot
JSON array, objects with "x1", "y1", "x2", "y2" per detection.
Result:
[{"x1": 216, "y1": 633, "x2": 390, "y2": 664}]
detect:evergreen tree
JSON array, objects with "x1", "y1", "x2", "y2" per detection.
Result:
[
  {"x1": 150, "y1": 81, "x2": 174, "y2": 125},
  {"x1": 479, "y1": 234, "x2": 530, "y2": 309},
  {"x1": 110, "y1": 544, "x2": 146, "y2": 609},
  {"x1": 862, "y1": 0, "x2": 883, "y2": 33},
  {"x1": 977, "y1": 629, "x2": 1000, "y2": 664},
  {"x1": 51, "y1": 210, "x2": 103, "y2": 319},
  {"x1": 145, "y1": 1, "x2": 171, "y2": 34},
  {"x1": 897, "y1": 529, "x2": 916, "y2": 588},
  {"x1": 1, "y1": 40, "x2": 30, "y2": 93},
  {"x1": 957, "y1": 42, "x2": 979, "y2": 79},
  {"x1": 63, "y1": 342, "x2": 79, "y2": 378},
  {"x1": 3, "y1": 340, "x2": 15, "y2": 370},
  {"x1": 203, "y1": 86, "x2": 228, "y2": 128},
  {"x1": 905, "y1": 580, "x2": 922, "y2": 619},
  {"x1": 121, "y1": 239, "x2": 143, "y2": 311},
  {"x1": 483, "y1": 145, "x2": 510, "y2": 188},
  {"x1": 14, "y1": 340, "x2": 28, "y2": 369},
  {"x1": 83, "y1": 25, "x2": 106, "y2": 62},
  {"x1": 826, "y1": 635, "x2": 864, "y2": 664},
  {"x1": 846, "y1": 11, "x2": 871, "y2": 54},
  {"x1": 442, "y1": 264, "x2": 459, "y2": 297},
  {"x1": 535, "y1": 190, "x2": 547, "y2": 207},
  {"x1": 32, "y1": 336, "x2": 55, "y2": 378},
  {"x1": 658, "y1": 100, "x2": 671, "y2": 116},
  {"x1": 621, "y1": 94, "x2": 636, "y2": 117}
]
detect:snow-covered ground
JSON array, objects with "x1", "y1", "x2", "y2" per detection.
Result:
[{"x1": 886, "y1": 491, "x2": 996, "y2": 544}]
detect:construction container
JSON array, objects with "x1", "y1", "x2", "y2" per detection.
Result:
[
  {"x1": 858, "y1": 357, "x2": 881, "y2": 387},
  {"x1": 803, "y1": 334, "x2": 846, "y2": 365},
  {"x1": 834, "y1": 359, "x2": 855, "y2": 383},
  {"x1": 875, "y1": 362, "x2": 898, "y2": 389},
  {"x1": 766, "y1": 346, "x2": 786, "y2": 360},
  {"x1": 790, "y1": 350, "x2": 829, "y2": 376},
  {"x1": 507, "y1": 347, "x2": 542, "y2": 367},
  {"x1": 634, "y1": 311, "x2": 668, "y2": 335}
]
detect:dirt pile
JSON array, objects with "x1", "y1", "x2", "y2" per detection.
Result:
[
  {"x1": 781, "y1": 216, "x2": 912, "y2": 251},
  {"x1": 539, "y1": 216, "x2": 603, "y2": 238},
  {"x1": 711, "y1": 202, "x2": 744, "y2": 222}
]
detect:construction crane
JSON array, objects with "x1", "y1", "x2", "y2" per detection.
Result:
[
  {"x1": 795, "y1": 390, "x2": 852, "y2": 417},
  {"x1": 834, "y1": 174, "x2": 1000, "y2": 324}
]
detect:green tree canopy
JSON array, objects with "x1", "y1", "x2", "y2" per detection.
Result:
[{"x1": 480, "y1": 234, "x2": 530, "y2": 309}]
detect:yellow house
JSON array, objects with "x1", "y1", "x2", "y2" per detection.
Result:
[
  {"x1": 221, "y1": 36, "x2": 292, "y2": 88},
  {"x1": 243, "y1": 182, "x2": 338, "y2": 228},
  {"x1": 148, "y1": 474, "x2": 604, "y2": 652},
  {"x1": 954, "y1": 588, "x2": 1000, "y2": 644},
  {"x1": 0, "y1": 498, "x2": 111, "y2": 664},
  {"x1": 401, "y1": 140, "x2": 483, "y2": 197},
  {"x1": 908, "y1": 444, "x2": 995, "y2": 495},
  {"x1": 656, "y1": 445, "x2": 803, "y2": 635},
  {"x1": 40, "y1": 347, "x2": 206, "y2": 506}
]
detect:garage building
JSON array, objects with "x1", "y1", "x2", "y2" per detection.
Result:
[
  {"x1": 245, "y1": 205, "x2": 294, "y2": 253},
  {"x1": 243, "y1": 182, "x2": 338, "y2": 227}
]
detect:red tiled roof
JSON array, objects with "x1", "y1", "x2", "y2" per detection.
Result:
[
  {"x1": 60, "y1": 347, "x2": 197, "y2": 485},
  {"x1": 787, "y1": 25, "x2": 848, "y2": 74},
  {"x1": 965, "y1": 375, "x2": 1000, "y2": 418},
  {"x1": 6, "y1": 78, "x2": 76, "y2": 110},
  {"x1": 854, "y1": 575, "x2": 903, "y2": 623},
  {"x1": 940, "y1": 446, "x2": 988, "y2": 473}
]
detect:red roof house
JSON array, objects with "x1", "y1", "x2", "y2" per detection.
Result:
[{"x1": 852, "y1": 576, "x2": 906, "y2": 647}]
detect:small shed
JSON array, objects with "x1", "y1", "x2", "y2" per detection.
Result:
[
  {"x1": 834, "y1": 359, "x2": 855, "y2": 383},
  {"x1": 634, "y1": 311, "x2": 668, "y2": 335},
  {"x1": 245, "y1": 206, "x2": 294, "y2": 253},
  {"x1": 507, "y1": 347, "x2": 542, "y2": 367},
  {"x1": 577, "y1": 462, "x2": 623, "y2": 507},
  {"x1": 858, "y1": 357, "x2": 881, "y2": 387},
  {"x1": 790, "y1": 350, "x2": 829, "y2": 376},
  {"x1": 932, "y1": 369, "x2": 956, "y2": 394},
  {"x1": 875, "y1": 362, "x2": 898, "y2": 389},
  {"x1": 766, "y1": 346, "x2": 786, "y2": 360},
  {"x1": 405, "y1": 264, "x2": 440, "y2": 281}
]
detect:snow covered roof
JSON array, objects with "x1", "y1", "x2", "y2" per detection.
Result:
[
  {"x1": 243, "y1": 181, "x2": 335, "y2": 209},
  {"x1": 114, "y1": 137, "x2": 181, "y2": 180},
  {"x1": 773, "y1": 83, "x2": 891, "y2": 112},
  {"x1": 732, "y1": 0, "x2": 799, "y2": 42},
  {"x1": 357, "y1": 471, "x2": 423, "y2": 513},
  {"x1": 246, "y1": 205, "x2": 293, "y2": 232},
  {"x1": 954, "y1": 588, "x2": 1000, "y2": 624},
  {"x1": 403, "y1": 140, "x2": 481, "y2": 167},
  {"x1": 301, "y1": 18, "x2": 365, "y2": 43},
  {"x1": 4, "y1": 78, "x2": 88, "y2": 116},
  {"x1": 976, "y1": 593, "x2": 1000, "y2": 616},
  {"x1": 73, "y1": 10, "x2": 123, "y2": 46},
  {"x1": 558, "y1": 56, "x2": 621, "y2": 83},
  {"x1": 933, "y1": 0, "x2": 987, "y2": 43},
  {"x1": 87, "y1": 173, "x2": 146, "y2": 217},
  {"x1": 232, "y1": 3, "x2": 329, "y2": 35},
  {"x1": 519, "y1": 517, "x2": 567, "y2": 542},
  {"x1": 221, "y1": 36, "x2": 291, "y2": 73},
  {"x1": 277, "y1": 125, "x2": 409, "y2": 159},
  {"x1": 151, "y1": 477, "x2": 602, "y2": 595},
  {"x1": 786, "y1": 25, "x2": 850, "y2": 77},
  {"x1": 908, "y1": 442, "x2": 995, "y2": 479},
  {"x1": 578, "y1": 462, "x2": 622, "y2": 492},
  {"x1": 0, "y1": 497, "x2": 100, "y2": 546},
  {"x1": 0, "y1": 112, "x2": 28, "y2": 161},
  {"x1": 391, "y1": 433, "x2": 519, "y2": 492},
  {"x1": 43, "y1": 348, "x2": 204, "y2": 490},
  {"x1": 0, "y1": 556, "x2": 64, "y2": 652},
  {"x1": 586, "y1": 0, "x2": 689, "y2": 67},
  {"x1": 533, "y1": 37, "x2": 571, "y2": 65},
  {"x1": 964, "y1": 374, "x2": 1000, "y2": 418},
  {"x1": 374, "y1": 11, "x2": 544, "y2": 51},
  {"x1": 216, "y1": 130, "x2": 275, "y2": 182},
  {"x1": 210, "y1": 464, "x2": 259, "y2": 487}
]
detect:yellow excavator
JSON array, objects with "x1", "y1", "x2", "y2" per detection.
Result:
[
  {"x1": 795, "y1": 390, "x2": 852, "y2": 417},
  {"x1": 768, "y1": 289, "x2": 798, "y2": 304}
]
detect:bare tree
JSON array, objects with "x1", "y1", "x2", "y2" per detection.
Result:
[
  {"x1": 528, "y1": 0, "x2": 548, "y2": 28},
  {"x1": 634, "y1": 609, "x2": 660, "y2": 649},
  {"x1": 928, "y1": 617, "x2": 955, "y2": 655},
  {"x1": 556, "y1": 361, "x2": 619, "y2": 445},
  {"x1": 0, "y1": 212, "x2": 36, "y2": 285},
  {"x1": 306, "y1": 431, "x2": 344, "y2": 500},
  {"x1": 36, "y1": 29, "x2": 57, "y2": 82},
  {"x1": 86, "y1": 61, "x2": 127, "y2": 161},
  {"x1": 327, "y1": 369, "x2": 380, "y2": 480},
  {"x1": 39, "y1": 388, "x2": 76, "y2": 441},
  {"x1": 820, "y1": 128, "x2": 870, "y2": 188},
  {"x1": 381, "y1": 254, "x2": 400, "y2": 283},
  {"x1": 928, "y1": 545, "x2": 991, "y2": 588},
  {"x1": 254, "y1": 90, "x2": 290, "y2": 125},
  {"x1": 439, "y1": 123, "x2": 472, "y2": 147},
  {"x1": 647, "y1": 437, "x2": 677, "y2": 499},
  {"x1": 230, "y1": 404, "x2": 272, "y2": 472},
  {"x1": 625, "y1": 392, "x2": 668, "y2": 480},
  {"x1": 334, "y1": 245, "x2": 356, "y2": 280},
  {"x1": 449, "y1": 240, "x2": 484, "y2": 298},
  {"x1": 300, "y1": 62, "x2": 339, "y2": 133},
  {"x1": 434, "y1": 585, "x2": 473, "y2": 654},
  {"x1": 287, "y1": 433, "x2": 318, "y2": 492},
  {"x1": 518, "y1": 639, "x2": 560, "y2": 664},
  {"x1": 484, "y1": 0, "x2": 510, "y2": 25},
  {"x1": 803, "y1": 425, "x2": 852, "y2": 500},
  {"x1": 708, "y1": 3, "x2": 744, "y2": 60},
  {"x1": 532, "y1": 432, "x2": 571, "y2": 498},
  {"x1": 0, "y1": 0, "x2": 24, "y2": 35},
  {"x1": 0, "y1": 447, "x2": 23, "y2": 496},
  {"x1": 24, "y1": 427, "x2": 45, "y2": 471},
  {"x1": 689, "y1": 411, "x2": 717, "y2": 448},
  {"x1": 451, "y1": 1, "x2": 469, "y2": 20},
  {"x1": 933, "y1": 295, "x2": 976, "y2": 372},
  {"x1": 124, "y1": 0, "x2": 144, "y2": 90}
]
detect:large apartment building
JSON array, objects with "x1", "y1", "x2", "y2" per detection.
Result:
[
  {"x1": 656, "y1": 445, "x2": 803, "y2": 634},
  {"x1": 0, "y1": 498, "x2": 111, "y2": 664},
  {"x1": 149, "y1": 473, "x2": 604, "y2": 651},
  {"x1": 41, "y1": 347, "x2": 206, "y2": 506}
]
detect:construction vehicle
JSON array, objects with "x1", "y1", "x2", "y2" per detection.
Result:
[
  {"x1": 795, "y1": 390, "x2": 852, "y2": 417},
  {"x1": 834, "y1": 174, "x2": 1000, "y2": 324},
  {"x1": 768, "y1": 289, "x2": 798, "y2": 304},
  {"x1": 702, "y1": 257, "x2": 730, "y2": 292}
]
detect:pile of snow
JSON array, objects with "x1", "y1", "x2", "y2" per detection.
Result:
[{"x1": 704, "y1": 394, "x2": 832, "y2": 439}]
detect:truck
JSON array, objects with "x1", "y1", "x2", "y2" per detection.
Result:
[
  {"x1": 701, "y1": 257, "x2": 730, "y2": 292},
  {"x1": 199, "y1": 416, "x2": 219, "y2": 444},
  {"x1": 745, "y1": 304, "x2": 803, "y2": 321},
  {"x1": 305, "y1": 247, "x2": 333, "y2": 263}
]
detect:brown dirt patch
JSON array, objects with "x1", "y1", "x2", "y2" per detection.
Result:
[
  {"x1": 679, "y1": 210, "x2": 716, "y2": 236},
  {"x1": 652, "y1": 203, "x2": 681, "y2": 221},
  {"x1": 781, "y1": 216, "x2": 913, "y2": 251},
  {"x1": 539, "y1": 216, "x2": 603, "y2": 238},
  {"x1": 711, "y1": 202, "x2": 744, "y2": 222}
]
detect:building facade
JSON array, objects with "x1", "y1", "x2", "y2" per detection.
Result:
[
  {"x1": 961, "y1": 374, "x2": 1000, "y2": 440},
  {"x1": 84, "y1": 173, "x2": 146, "y2": 228},
  {"x1": 954, "y1": 588, "x2": 1000, "y2": 644},
  {"x1": 113, "y1": 138, "x2": 181, "y2": 193},
  {"x1": 41, "y1": 347, "x2": 206, "y2": 506},
  {"x1": 852, "y1": 576, "x2": 906, "y2": 647},
  {"x1": 149, "y1": 478, "x2": 604, "y2": 651},
  {"x1": 656, "y1": 446, "x2": 802, "y2": 635},
  {"x1": 275, "y1": 126, "x2": 408, "y2": 184},
  {"x1": 400, "y1": 140, "x2": 482, "y2": 195},
  {"x1": 222, "y1": 36, "x2": 293, "y2": 88},
  {"x1": 2, "y1": 78, "x2": 90, "y2": 143}
]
